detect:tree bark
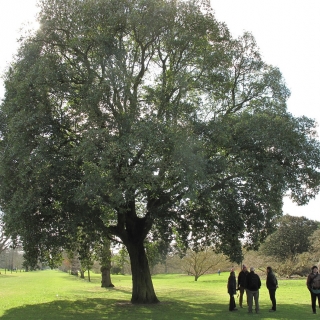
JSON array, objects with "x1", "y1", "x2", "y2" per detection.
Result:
[
  {"x1": 99, "y1": 238, "x2": 114, "y2": 288},
  {"x1": 127, "y1": 241, "x2": 159, "y2": 304},
  {"x1": 110, "y1": 203, "x2": 158, "y2": 303},
  {"x1": 70, "y1": 253, "x2": 80, "y2": 276},
  {"x1": 101, "y1": 266, "x2": 114, "y2": 287}
]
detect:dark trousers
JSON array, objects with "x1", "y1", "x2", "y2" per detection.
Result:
[
  {"x1": 229, "y1": 294, "x2": 236, "y2": 311},
  {"x1": 239, "y1": 286, "x2": 247, "y2": 307},
  {"x1": 268, "y1": 289, "x2": 276, "y2": 311},
  {"x1": 310, "y1": 291, "x2": 320, "y2": 312}
]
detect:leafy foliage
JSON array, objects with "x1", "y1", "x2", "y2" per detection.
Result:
[
  {"x1": 309, "y1": 229, "x2": 320, "y2": 262},
  {"x1": 145, "y1": 240, "x2": 167, "y2": 274},
  {"x1": 111, "y1": 246, "x2": 130, "y2": 275},
  {"x1": 261, "y1": 215, "x2": 319, "y2": 262}
]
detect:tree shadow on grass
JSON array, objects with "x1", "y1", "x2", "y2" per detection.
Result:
[{"x1": 0, "y1": 299, "x2": 317, "y2": 320}]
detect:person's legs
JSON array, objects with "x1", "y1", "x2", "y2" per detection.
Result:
[
  {"x1": 253, "y1": 290, "x2": 259, "y2": 313},
  {"x1": 247, "y1": 290, "x2": 253, "y2": 313},
  {"x1": 229, "y1": 294, "x2": 236, "y2": 310},
  {"x1": 311, "y1": 291, "x2": 316, "y2": 313},
  {"x1": 269, "y1": 289, "x2": 276, "y2": 311},
  {"x1": 231, "y1": 294, "x2": 236, "y2": 310},
  {"x1": 239, "y1": 286, "x2": 244, "y2": 307}
]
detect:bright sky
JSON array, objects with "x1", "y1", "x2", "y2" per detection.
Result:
[{"x1": 0, "y1": 0, "x2": 319, "y2": 221}]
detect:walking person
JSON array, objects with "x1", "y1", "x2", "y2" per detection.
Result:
[
  {"x1": 245, "y1": 267, "x2": 261, "y2": 314},
  {"x1": 266, "y1": 266, "x2": 278, "y2": 312},
  {"x1": 237, "y1": 264, "x2": 248, "y2": 308},
  {"x1": 227, "y1": 271, "x2": 238, "y2": 311},
  {"x1": 306, "y1": 265, "x2": 320, "y2": 314}
]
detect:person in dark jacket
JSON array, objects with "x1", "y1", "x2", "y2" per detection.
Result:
[
  {"x1": 227, "y1": 271, "x2": 238, "y2": 311},
  {"x1": 245, "y1": 267, "x2": 261, "y2": 314},
  {"x1": 306, "y1": 265, "x2": 320, "y2": 314},
  {"x1": 266, "y1": 266, "x2": 278, "y2": 312},
  {"x1": 237, "y1": 264, "x2": 249, "y2": 308}
]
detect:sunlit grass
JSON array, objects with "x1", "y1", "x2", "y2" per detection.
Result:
[{"x1": 0, "y1": 269, "x2": 316, "y2": 319}]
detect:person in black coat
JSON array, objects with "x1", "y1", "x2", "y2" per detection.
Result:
[
  {"x1": 266, "y1": 266, "x2": 278, "y2": 312},
  {"x1": 237, "y1": 265, "x2": 249, "y2": 308},
  {"x1": 245, "y1": 267, "x2": 261, "y2": 314},
  {"x1": 227, "y1": 271, "x2": 238, "y2": 311}
]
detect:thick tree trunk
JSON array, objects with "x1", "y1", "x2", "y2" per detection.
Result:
[
  {"x1": 127, "y1": 242, "x2": 159, "y2": 304},
  {"x1": 101, "y1": 266, "x2": 114, "y2": 287},
  {"x1": 100, "y1": 238, "x2": 114, "y2": 288},
  {"x1": 110, "y1": 203, "x2": 158, "y2": 303}
]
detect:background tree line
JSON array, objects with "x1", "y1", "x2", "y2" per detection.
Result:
[{"x1": 2, "y1": 213, "x2": 316, "y2": 282}]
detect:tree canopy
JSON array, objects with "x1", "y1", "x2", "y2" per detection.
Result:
[
  {"x1": 1, "y1": 0, "x2": 320, "y2": 303},
  {"x1": 262, "y1": 214, "x2": 319, "y2": 262}
]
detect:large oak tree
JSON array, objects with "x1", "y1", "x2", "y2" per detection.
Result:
[{"x1": 1, "y1": 0, "x2": 320, "y2": 303}]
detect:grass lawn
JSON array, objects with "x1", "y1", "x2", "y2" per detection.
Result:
[{"x1": 0, "y1": 269, "x2": 316, "y2": 319}]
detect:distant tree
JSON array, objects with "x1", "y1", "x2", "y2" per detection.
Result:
[
  {"x1": 112, "y1": 246, "x2": 130, "y2": 275},
  {"x1": 162, "y1": 253, "x2": 183, "y2": 274},
  {"x1": 0, "y1": 245, "x2": 24, "y2": 272},
  {"x1": 145, "y1": 240, "x2": 167, "y2": 274},
  {"x1": 59, "y1": 251, "x2": 72, "y2": 273},
  {"x1": 67, "y1": 250, "x2": 81, "y2": 276},
  {"x1": 182, "y1": 248, "x2": 226, "y2": 281},
  {"x1": 309, "y1": 229, "x2": 320, "y2": 263},
  {"x1": 95, "y1": 238, "x2": 114, "y2": 287},
  {"x1": 241, "y1": 248, "x2": 271, "y2": 273},
  {"x1": 79, "y1": 245, "x2": 95, "y2": 281},
  {"x1": 272, "y1": 251, "x2": 314, "y2": 277},
  {"x1": 0, "y1": 212, "x2": 10, "y2": 255},
  {"x1": 261, "y1": 215, "x2": 319, "y2": 267}
]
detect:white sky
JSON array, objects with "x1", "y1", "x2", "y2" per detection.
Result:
[{"x1": 0, "y1": 0, "x2": 319, "y2": 221}]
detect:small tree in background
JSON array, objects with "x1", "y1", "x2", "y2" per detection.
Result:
[
  {"x1": 241, "y1": 248, "x2": 271, "y2": 274},
  {"x1": 182, "y1": 247, "x2": 226, "y2": 281},
  {"x1": 112, "y1": 246, "x2": 130, "y2": 275},
  {"x1": 145, "y1": 240, "x2": 167, "y2": 275},
  {"x1": 59, "y1": 251, "x2": 72, "y2": 273}
]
